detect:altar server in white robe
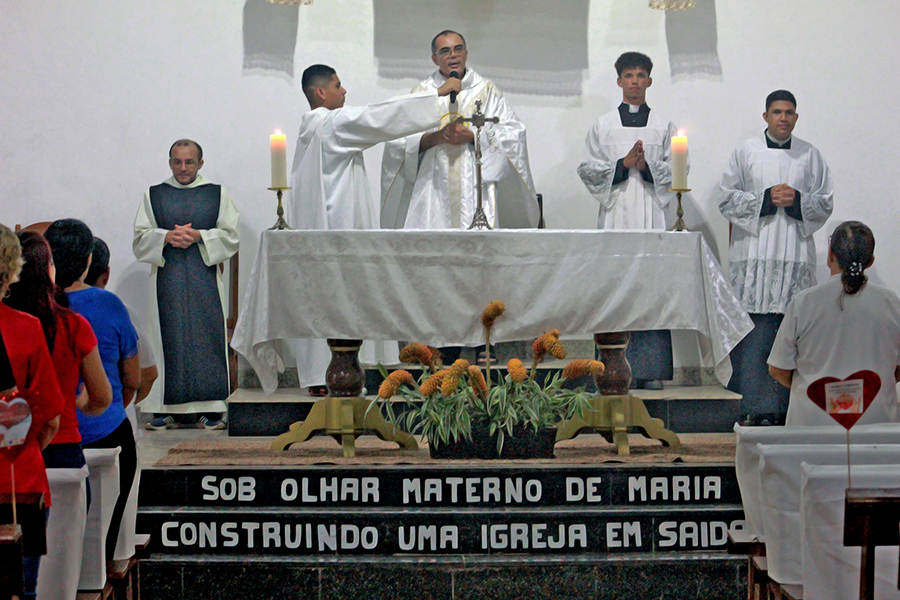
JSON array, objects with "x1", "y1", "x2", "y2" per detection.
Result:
[
  {"x1": 719, "y1": 90, "x2": 834, "y2": 425},
  {"x1": 577, "y1": 51, "x2": 681, "y2": 390},
  {"x1": 288, "y1": 64, "x2": 460, "y2": 392},
  {"x1": 768, "y1": 221, "x2": 900, "y2": 426},
  {"x1": 380, "y1": 30, "x2": 540, "y2": 231},
  {"x1": 133, "y1": 139, "x2": 239, "y2": 430}
]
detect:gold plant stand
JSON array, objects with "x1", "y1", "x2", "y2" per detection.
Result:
[{"x1": 270, "y1": 339, "x2": 417, "y2": 458}]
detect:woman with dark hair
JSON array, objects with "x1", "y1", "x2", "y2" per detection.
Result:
[
  {"x1": 768, "y1": 221, "x2": 900, "y2": 425},
  {"x1": 6, "y1": 231, "x2": 111, "y2": 471},
  {"x1": 0, "y1": 222, "x2": 65, "y2": 600}
]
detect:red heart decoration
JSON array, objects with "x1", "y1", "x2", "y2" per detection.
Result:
[
  {"x1": 806, "y1": 370, "x2": 881, "y2": 429},
  {"x1": 0, "y1": 397, "x2": 33, "y2": 448}
]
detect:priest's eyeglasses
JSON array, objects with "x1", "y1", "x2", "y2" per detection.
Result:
[{"x1": 436, "y1": 44, "x2": 466, "y2": 56}]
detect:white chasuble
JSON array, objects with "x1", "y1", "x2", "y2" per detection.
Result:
[
  {"x1": 380, "y1": 69, "x2": 539, "y2": 230},
  {"x1": 577, "y1": 109, "x2": 679, "y2": 231},
  {"x1": 287, "y1": 92, "x2": 442, "y2": 387},
  {"x1": 719, "y1": 135, "x2": 834, "y2": 314}
]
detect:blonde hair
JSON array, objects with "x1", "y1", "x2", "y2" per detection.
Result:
[{"x1": 0, "y1": 223, "x2": 24, "y2": 295}]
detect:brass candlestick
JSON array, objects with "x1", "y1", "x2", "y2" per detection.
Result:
[
  {"x1": 268, "y1": 187, "x2": 292, "y2": 230},
  {"x1": 667, "y1": 188, "x2": 690, "y2": 232}
]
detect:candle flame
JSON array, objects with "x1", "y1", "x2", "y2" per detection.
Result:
[
  {"x1": 677, "y1": 129, "x2": 686, "y2": 137},
  {"x1": 274, "y1": 128, "x2": 283, "y2": 135}
]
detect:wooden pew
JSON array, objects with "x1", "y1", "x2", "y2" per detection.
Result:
[
  {"x1": 843, "y1": 488, "x2": 900, "y2": 600},
  {"x1": 0, "y1": 523, "x2": 24, "y2": 600},
  {"x1": 727, "y1": 528, "x2": 770, "y2": 600}
]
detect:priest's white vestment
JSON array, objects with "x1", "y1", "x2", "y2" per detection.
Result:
[
  {"x1": 133, "y1": 175, "x2": 239, "y2": 415},
  {"x1": 576, "y1": 108, "x2": 679, "y2": 230},
  {"x1": 288, "y1": 91, "x2": 443, "y2": 387},
  {"x1": 380, "y1": 69, "x2": 539, "y2": 230},
  {"x1": 719, "y1": 134, "x2": 834, "y2": 314}
]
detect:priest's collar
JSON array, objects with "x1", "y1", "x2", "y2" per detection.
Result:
[
  {"x1": 166, "y1": 174, "x2": 211, "y2": 189},
  {"x1": 765, "y1": 129, "x2": 792, "y2": 149},
  {"x1": 618, "y1": 102, "x2": 650, "y2": 127}
]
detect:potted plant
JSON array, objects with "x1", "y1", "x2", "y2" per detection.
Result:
[{"x1": 373, "y1": 301, "x2": 604, "y2": 459}]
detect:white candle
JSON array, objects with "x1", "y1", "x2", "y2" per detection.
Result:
[
  {"x1": 671, "y1": 131, "x2": 688, "y2": 190},
  {"x1": 270, "y1": 129, "x2": 287, "y2": 188}
]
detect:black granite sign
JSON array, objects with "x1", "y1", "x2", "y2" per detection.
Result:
[
  {"x1": 140, "y1": 465, "x2": 740, "y2": 508},
  {"x1": 137, "y1": 507, "x2": 745, "y2": 555}
]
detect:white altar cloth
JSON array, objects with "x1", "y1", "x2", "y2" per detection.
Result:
[
  {"x1": 734, "y1": 423, "x2": 900, "y2": 542},
  {"x1": 758, "y1": 444, "x2": 900, "y2": 585},
  {"x1": 232, "y1": 230, "x2": 753, "y2": 394},
  {"x1": 801, "y1": 464, "x2": 900, "y2": 600}
]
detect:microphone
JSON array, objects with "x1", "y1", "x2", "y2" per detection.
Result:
[{"x1": 449, "y1": 71, "x2": 459, "y2": 104}]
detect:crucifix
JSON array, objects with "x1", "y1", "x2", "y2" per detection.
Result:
[{"x1": 457, "y1": 100, "x2": 499, "y2": 230}]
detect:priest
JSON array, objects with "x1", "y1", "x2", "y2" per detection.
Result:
[
  {"x1": 576, "y1": 52, "x2": 682, "y2": 390},
  {"x1": 288, "y1": 64, "x2": 459, "y2": 393},
  {"x1": 133, "y1": 139, "x2": 239, "y2": 430},
  {"x1": 380, "y1": 30, "x2": 540, "y2": 231},
  {"x1": 718, "y1": 90, "x2": 834, "y2": 425}
]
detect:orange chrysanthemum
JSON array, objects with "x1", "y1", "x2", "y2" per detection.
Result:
[
  {"x1": 398, "y1": 343, "x2": 433, "y2": 365},
  {"x1": 481, "y1": 300, "x2": 506, "y2": 330},
  {"x1": 562, "y1": 359, "x2": 605, "y2": 380},
  {"x1": 419, "y1": 370, "x2": 447, "y2": 396},
  {"x1": 468, "y1": 365, "x2": 488, "y2": 397},
  {"x1": 378, "y1": 369, "x2": 417, "y2": 399},
  {"x1": 507, "y1": 358, "x2": 528, "y2": 383}
]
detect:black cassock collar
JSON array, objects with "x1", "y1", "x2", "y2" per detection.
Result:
[{"x1": 618, "y1": 102, "x2": 650, "y2": 128}]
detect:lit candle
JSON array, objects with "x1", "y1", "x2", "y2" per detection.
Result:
[
  {"x1": 671, "y1": 130, "x2": 688, "y2": 190},
  {"x1": 270, "y1": 129, "x2": 287, "y2": 188}
]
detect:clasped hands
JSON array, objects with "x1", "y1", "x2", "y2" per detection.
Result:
[
  {"x1": 622, "y1": 140, "x2": 648, "y2": 172},
  {"x1": 165, "y1": 223, "x2": 201, "y2": 248},
  {"x1": 770, "y1": 183, "x2": 798, "y2": 207}
]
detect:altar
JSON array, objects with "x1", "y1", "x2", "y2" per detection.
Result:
[{"x1": 232, "y1": 229, "x2": 752, "y2": 394}]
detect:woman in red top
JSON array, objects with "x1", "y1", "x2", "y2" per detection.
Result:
[
  {"x1": 0, "y1": 223, "x2": 65, "y2": 600},
  {"x1": 7, "y1": 231, "x2": 111, "y2": 472}
]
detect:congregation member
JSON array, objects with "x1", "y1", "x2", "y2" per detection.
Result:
[
  {"x1": 577, "y1": 51, "x2": 681, "y2": 390},
  {"x1": 380, "y1": 30, "x2": 539, "y2": 230},
  {"x1": 45, "y1": 218, "x2": 139, "y2": 562},
  {"x1": 0, "y1": 223, "x2": 64, "y2": 600},
  {"x1": 133, "y1": 139, "x2": 239, "y2": 430},
  {"x1": 6, "y1": 231, "x2": 112, "y2": 477},
  {"x1": 768, "y1": 221, "x2": 900, "y2": 426},
  {"x1": 719, "y1": 90, "x2": 834, "y2": 425},
  {"x1": 287, "y1": 63, "x2": 459, "y2": 393}
]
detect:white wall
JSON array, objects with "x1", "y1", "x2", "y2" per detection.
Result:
[{"x1": 2, "y1": 1, "x2": 898, "y2": 367}]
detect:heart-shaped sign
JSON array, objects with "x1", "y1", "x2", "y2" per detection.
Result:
[
  {"x1": 807, "y1": 370, "x2": 881, "y2": 429},
  {"x1": 0, "y1": 396, "x2": 32, "y2": 448}
]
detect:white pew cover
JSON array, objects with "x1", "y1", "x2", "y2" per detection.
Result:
[
  {"x1": 36, "y1": 466, "x2": 89, "y2": 600},
  {"x1": 79, "y1": 448, "x2": 121, "y2": 591}
]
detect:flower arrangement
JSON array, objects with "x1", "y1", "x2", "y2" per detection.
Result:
[{"x1": 373, "y1": 301, "x2": 603, "y2": 456}]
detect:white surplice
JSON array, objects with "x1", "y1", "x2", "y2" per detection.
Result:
[
  {"x1": 768, "y1": 275, "x2": 900, "y2": 426},
  {"x1": 380, "y1": 69, "x2": 539, "y2": 230},
  {"x1": 719, "y1": 134, "x2": 834, "y2": 314},
  {"x1": 287, "y1": 91, "x2": 443, "y2": 387},
  {"x1": 576, "y1": 108, "x2": 679, "y2": 230},
  {"x1": 132, "y1": 174, "x2": 239, "y2": 414}
]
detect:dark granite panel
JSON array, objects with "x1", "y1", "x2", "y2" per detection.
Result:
[
  {"x1": 140, "y1": 562, "x2": 184, "y2": 600},
  {"x1": 455, "y1": 564, "x2": 597, "y2": 600},
  {"x1": 321, "y1": 565, "x2": 453, "y2": 600},
  {"x1": 592, "y1": 559, "x2": 745, "y2": 600},
  {"x1": 667, "y1": 399, "x2": 741, "y2": 434},
  {"x1": 227, "y1": 400, "x2": 313, "y2": 437},
  {"x1": 181, "y1": 563, "x2": 320, "y2": 600}
]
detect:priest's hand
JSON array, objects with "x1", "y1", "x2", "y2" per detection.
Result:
[
  {"x1": 622, "y1": 140, "x2": 644, "y2": 169},
  {"x1": 165, "y1": 223, "x2": 202, "y2": 248},
  {"x1": 771, "y1": 184, "x2": 797, "y2": 207},
  {"x1": 443, "y1": 121, "x2": 474, "y2": 145},
  {"x1": 437, "y1": 78, "x2": 462, "y2": 97}
]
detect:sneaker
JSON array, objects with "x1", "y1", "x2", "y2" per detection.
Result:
[
  {"x1": 146, "y1": 415, "x2": 177, "y2": 431},
  {"x1": 642, "y1": 379, "x2": 664, "y2": 391},
  {"x1": 198, "y1": 416, "x2": 227, "y2": 430}
]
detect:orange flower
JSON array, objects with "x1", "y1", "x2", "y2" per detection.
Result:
[
  {"x1": 468, "y1": 365, "x2": 488, "y2": 397},
  {"x1": 532, "y1": 337, "x2": 547, "y2": 361},
  {"x1": 378, "y1": 369, "x2": 417, "y2": 399},
  {"x1": 546, "y1": 339, "x2": 567, "y2": 360},
  {"x1": 561, "y1": 359, "x2": 605, "y2": 380},
  {"x1": 507, "y1": 358, "x2": 528, "y2": 383},
  {"x1": 440, "y1": 359, "x2": 470, "y2": 396},
  {"x1": 399, "y1": 343, "x2": 432, "y2": 365},
  {"x1": 481, "y1": 300, "x2": 506, "y2": 330},
  {"x1": 420, "y1": 370, "x2": 447, "y2": 396}
]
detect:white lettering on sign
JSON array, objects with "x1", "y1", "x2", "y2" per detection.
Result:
[
  {"x1": 200, "y1": 476, "x2": 257, "y2": 502},
  {"x1": 397, "y1": 525, "x2": 459, "y2": 551},
  {"x1": 278, "y1": 477, "x2": 379, "y2": 503},
  {"x1": 657, "y1": 520, "x2": 731, "y2": 548},
  {"x1": 627, "y1": 475, "x2": 722, "y2": 502},
  {"x1": 605, "y1": 521, "x2": 642, "y2": 548},
  {"x1": 565, "y1": 477, "x2": 603, "y2": 502},
  {"x1": 402, "y1": 477, "x2": 542, "y2": 504},
  {"x1": 159, "y1": 521, "x2": 379, "y2": 550},
  {"x1": 480, "y1": 523, "x2": 587, "y2": 550}
]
